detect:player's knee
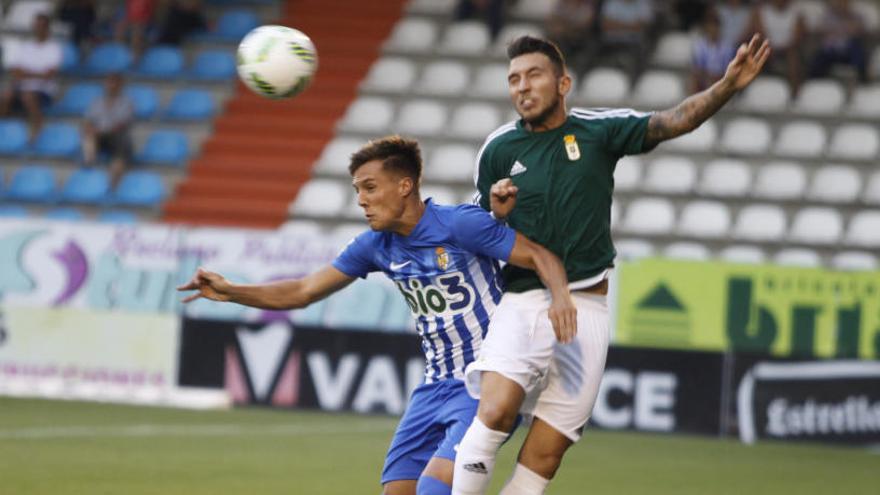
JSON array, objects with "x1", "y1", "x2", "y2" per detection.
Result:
[
  {"x1": 477, "y1": 401, "x2": 518, "y2": 432},
  {"x1": 518, "y1": 448, "x2": 564, "y2": 480}
]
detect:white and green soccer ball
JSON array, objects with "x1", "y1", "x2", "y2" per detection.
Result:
[{"x1": 237, "y1": 25, "x2": 318, "y2": 99}]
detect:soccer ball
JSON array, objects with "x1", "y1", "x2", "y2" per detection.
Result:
[{"x1": 237, "y1": 25, "x2": 318, "y2": 99}]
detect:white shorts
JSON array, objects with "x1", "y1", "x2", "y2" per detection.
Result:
[{"x1": 464, "y1": 289, "x2": 610, "y2": 442}]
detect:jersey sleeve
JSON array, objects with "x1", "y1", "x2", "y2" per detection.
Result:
[
  {"x1": 450, "y1": 205, "x2": 516, "y2": 262},
  {"x1": 474, "y1": 137, "x2": 503, "y2": 212},
  {"x1": 331, "y1": 232, "x2": 378, "y2": 279},
  {"x1": 602, "y1": 110, "x2": 652, "y2": 156}
]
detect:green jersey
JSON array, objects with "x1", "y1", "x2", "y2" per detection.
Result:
[{"x1": 475, "y1": 108, "x2": 651, "y2": 293}]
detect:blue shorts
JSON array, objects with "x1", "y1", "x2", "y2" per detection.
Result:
[{"x1": 381, "y1": 379, "x2": 477, "y2": 484}]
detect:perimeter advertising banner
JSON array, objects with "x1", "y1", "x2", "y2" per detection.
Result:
[{"x1": 616, "y1": 259, "x2": 880, "y2": 359}]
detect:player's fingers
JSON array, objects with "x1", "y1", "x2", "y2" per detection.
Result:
[
  {"x1": 757, "y1": 42, "x2": 771, "y2": 67},
  {"x1": 181, "y1": 293, "x2": 203, "y2": 304},
  {"x1": 549, "y1": 311, "x2": 564, "y2": 342},
  {"x1": 746, "y1": 33, "x2": 760, "y2": 56},
  {"x1": 176, "y1": 276, "x2": 199, "y2": 291}
]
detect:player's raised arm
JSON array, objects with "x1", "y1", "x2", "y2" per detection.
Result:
[
  {"x1": 643, "y1": 33, "x2": 771, "y2": 150},
  {"x1": 177, "y1": 265, "x2": 355, "y2": 310}
]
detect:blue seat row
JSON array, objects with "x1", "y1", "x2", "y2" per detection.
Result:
[
  {"x1": 63, "y1": 44, "x2": 237, "y2": 81},
  {"x1": 0, "y1": 167, "x2": 167, "y2": 208},
  {"x1": 50, "y1": 85, "x2": 217, "y2": 121},
  {"x1": 0, "y1": 204, "x2": 138, "y2": 223}
]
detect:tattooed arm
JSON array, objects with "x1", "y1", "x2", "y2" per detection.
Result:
[{"x1": 644, "y1": 34, "x2": 771, "y2": 150}]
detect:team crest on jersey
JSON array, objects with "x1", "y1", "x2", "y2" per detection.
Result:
[
  {"x1": 435, "y1": 247, "x2": 449, "y2": 271},
  {"x1": 563, "y1": 134, "x2": 581, "y2": 161}
]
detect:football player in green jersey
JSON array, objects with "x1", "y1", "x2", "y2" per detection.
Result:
[{"x1": 452, "y1": 34, "x2": 770, "y2": 495}]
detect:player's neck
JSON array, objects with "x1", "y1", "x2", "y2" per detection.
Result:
[
  {"x1": 524, "y1": 105, "x2": 568, "y2": 133},
  {"x1": 391, "y1": 196, "x2": 426, "y2": 237}
]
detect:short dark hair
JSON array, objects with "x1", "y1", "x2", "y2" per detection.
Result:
[
  {"x1": 348, "y1": 135, "x2": 422, "y2": 184},
  {"x1": 507, "y1": 35, "x2": 566, "y2": 77}
]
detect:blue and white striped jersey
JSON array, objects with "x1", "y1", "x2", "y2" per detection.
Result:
[{"x1": 332, "y1": 199, "x2": 515, "y2": 383}]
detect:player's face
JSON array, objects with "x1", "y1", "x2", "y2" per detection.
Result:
[
  {"x1": 352, "y1": 159, "x2": 411, "y2": 231},
  {"x1": 508, "y1": 53, "x2": 569, "y2": 126}
]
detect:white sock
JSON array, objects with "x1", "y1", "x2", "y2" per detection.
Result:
[
  {"x1": 451, "y1": 417, "x2": 508, "y2": 495},
  {"x1": 499, "y1": 463, "x2": 550, "y2": 495}
]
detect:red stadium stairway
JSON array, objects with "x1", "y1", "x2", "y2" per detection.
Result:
[{"x1": 162, "y1": 0, "x2": 408, "y2": 228}]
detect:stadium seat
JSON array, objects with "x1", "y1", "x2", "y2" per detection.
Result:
[
  {"x1": 438, "y1": 21, "x2": 490, "y2": 55},
  {"x1": 136, "y1": 130, "x2": 190, "y2": 166},
  {"x1": 492, "y1": 23, "x2": 544, "y2": 56},
  {"x1": 753, "y1": 161, "x2": 807, "y2": 200},
  {"x1": 323, "y1": 280, "x2": 388, "y2": 330},
  {"x1": 425, "y1": 144, "x2": 477, "y2": 182},
  {"x1": 512, "y1": 0, "x2": 558, "y2": 20},
  {"x1": 720, "y1": 118, "x2": 772, "y2": 155},
  {"x1": 82, "y1": 42, "x2": 133, "y2": 75},
  {"x1": 789, "y1": 207, "x2": 843, "y2": 245},
  {"x1": 339, "y1": 97, "x2": 393, "y2": 132},
  {"x1": 5, "y1": 165, "x2": 56, "y2": 202},
  {"x1": 200, "y1": 10, "x2": 259, "y2": 41},
  {"x1": 614, "y1": 238, "x2": 656, "y2": 260},
  {"x1": 774, "y1": 121, "x2": 826, "y2": 158},
  {"x1": 653, "y1": 32, "x2": 693, "y2": 68},
  {"x1": 45, "y1": 207, "x2": 84, "y2": 221},
  {"x1": 798, "y1": 0, "x2": 827, "y2": 30},
  {"x1": 189, "y1": 50, "x2": 236, "y2": 81},
  {"x1": 738, "y1": 76, "x2": 789, "y2": 113},
  {"x1": 774, "y1": 248, "x2": 822, "y2": 267},
  {"x1": 613, "y1": 155, "x2": 642, "y2": 192},
  {"x1": 97, "y1": 209, "x2": 138, "y2": 224},
  {"x1": 407, "y1": 0, "x2": 457, "y2": 15},
  {"x1": 643, "y1": 156, "x2": 697, "y2": 194},
  {"x1": 385, "y1": 18, "x2": 438, "y2": 53},
  {"x1": 0, "y1": 119, "x2": 29, "y2": 155},
  {"x1": 329, "y1": 222, "x2": 368, "y2": 244},
  {"x1": 315, "y1": 137, "x2": 363, "y2": 177},
  {"x1": 0, "y1": 204, "x2": 28, "y2": 217},
  {"x1": 848, "y1": 84, "x2": 880, "y2": 118},
  {"x1": 678, "y1": 201, "x2": 731, "y2": 238},
  {"x1": 733, "y1": 204, "x2": 787, "y2": 241},
  {"x1": 60, "y1": 41, "x2": 79, "y2": 73},
  {"x1": 416, "y1": 61, "x2": 471, "y2": 96},
  {"x1": 132, "y1": 45, "x2": 184, "y2": 78},
  {"x1": 632, "y1": 71, "x2": 684, "y2": 108},
  {"x1": 421, "y1": 185, "x2": 458, "y2": 206},
  {"x1": 621, "y1": 197, "x2": 675, "y2": 235},
  {"x1": 853, "y1": 0, "x2": 880, "y2": 30},
  {"x1": 60, "y1": 167, "x2": 110, "y2": 204},
  {"x1": 395, "y1": 99, "x2": 448, "y2": 136},
  {"x1": 864, "y1": 171, "x2": 880, "y2": 204},
  {"x1": 2, "y1": 0, "x2": 52, "y2": 31},
  {"x1": 578, "y1": 68, "x2": 629, "y2": 105},
  {"x1": 361, "y1": 57, "x2": 417, "y2": 93},
  {"x1": 449, "y1": 103, "x2": 501, "y2": 140},
  {"x1": 661, "y1": 120, "x2": 717, "y2": 153},
  {"x1": 49, "y1": 82, "x2": 103, "y2": 117},
  {"x1": 111, "y1": 171, "x2": 166, "y2": 207},
  {"x1": 164, "y1": 89, "x2": 215, "y2": 120},
  {"x1": 123, "y1": 85, "x2": 160, "y2": 119},
  {"x1": 663, "y1": 241, "x2": 710, "y2": 261},
  {"x1": 32, "y1": 123, "x2": 80, "y2": 158},
  {"x1": 289, "y1": 179, "x2": 348, "y2": 218},
  {"x1": 792, "y1": 79, "x2": 845, "y2": 115},
  {"x1": 845, "y1": 210, "x2": 880, "y2": 247},
  {"x1": 279, "y1": 219, "x2": 325, "y2": 237},
  {"x1": 807, "y1": 165, "x2": 861, "y2": 203},
  {"x1": 699, "y1": 159, "x2": 752, "y2": 197},
  {"x1": 719, "y1": 245, "x2": 766, "y2": 264},
  {"x1": 471, "y1": 64, "x2": 511, "y2": 98},
  {"x1": 828, "y1": 124, "x2": 879, "y2": 161},
  {"x1": 831, "y1": 251, "x2": 878, "y2": 271}
]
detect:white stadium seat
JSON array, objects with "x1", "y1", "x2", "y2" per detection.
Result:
[
  {"x1": 416, "y1": 60, "x2": 471, "y2": 96},
  {"x1": 663, "y1": 242, "x2": 711, "y2": 261},
  {"x1": 720, "y1": 117, "x2": 772, "y2": 155},
  {"x1": 407, "y1": 0, "x2": 457, "y2": 15},
  {"x1": 315, "y1": 137, "x2": 362, "y2": 176},
  {"x1": 661, "y1": 119, "x2": 717, "y2": 153},
  {"x1": 846, "y1": 210, "x2": 880, "y2": 247},
  {"x1": 828, "y1": 124, "x2": 879, "y2": 161},
  {"x1": 848, "y1": 84, "x2": 880, "y2": 118},
  {"x1": 854, "y1": 0, "x2": 880, "y2": 31},
  {"x1": 807, "y1": 165, "x2": 862, "y2": 203},
  {"x1": 579, "y1": 67, "x2": 629, "y2": 106},
  {"x1": 512, "y1": 0, "x2": 559, "y2": 20},
  {"x1": 280, "y1": 219, "x2": 325, "y2": 237},
  {"x1": 449, "y1": 103, "x2": 502, "y2": 140},
  {"x1": 361, "y1": 57, "x2": 417, "y2": 93},
  {"x1": 738, "y1": 76, "x2": 790, "y2": 113},
  {"x1": 339, "y1": 97, "x2": 394, "y2": 133},
  {"x1": 793, "y1": 79, "x2": 846, "y2": 116},
  {"x1": 632, "y1": 70, "x2": 684, "y2": 108},
  {"x1": 734, "y1": 204, "x2": 787, "y2": 241},
  {"x1": 614, "y1": 238, "x2": 656, "y2": 260},
  {"x1": 614, "y1": 155, "x2": 642, "y2": 192},
  {"x1": 421, "y1": 185, "x2": 458, "y2": 206},
  {"x1": 438, "y1": 21, "x2": 490, "y2": 55},
  {"x1": 290, "y1": 179, "x2": 348, "y2": 218},
  {"x1": 774, "y1": 121, "x2": 826, "y2": 158},
  {"x1": 395, "y1": 99, "x2": 448, "y2": 136},
  {"x1": 774, "y1": 248, "x2": 822, "y2": 267},
  {"x1": 699, "y1": 159, "x2": 751, "y2": 197},
  {"x1": 643, "y1": 156, "x2": 697, "y2": 194},
  {"x1": 492, "y1": 23, "x2": 544, "y2": 56},
  {"x1": 471, "y1": 63, "x2": 511, "y2": 98},
  {"x1": 678, "y1": 201, "x2": 731, "y2": 238},
  {"x1": 425, "y1": 144, "x2": 477, "y2": 182},
  {"x1": 797, "y1": 0, "x2": 826, "y2": 30},
  {"x1": 831, "y1": 251, "x2": 878, "y2": 271},
  {"x1": 719, "y1": 245, "x2": 767, "y2": 264},
  {"x1": 385, "y1": 18, "x2": 438, "y2": 53},
  {"x1": 330, "y1": 223, "x2": 369, "y2": 243},
  {"x1": 653, "y1": 32, "x2": 693, "y2": 68},
  {"x1": 753, "y1": 161, "x2": 807, "y2": 200},
  {"x1": 789, "y1": 207, "x2": 843, "y2": 245},
  {"x1": 621, "y1": 197, "x2": 675, "y2": 235},
  {"x1": 864, "y1": 171, "x2": 880, "y2": 205}
]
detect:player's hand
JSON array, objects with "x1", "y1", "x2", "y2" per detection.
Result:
[
  {"x1": 176, "y1": 267, "x2": 233, "y2": 304},
  {"x1": 548, "y1": 293, "x2": 577, "y2": 344},
  {"x1": 490, "y1": 178, "x2": 518, "y2": 220},
  {"x1": 722, "y1": 33, "x2": 771, "y2": 91}
]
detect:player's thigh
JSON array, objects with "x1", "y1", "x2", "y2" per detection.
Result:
[{"x1": 383, "y1": 479, "x2": 417, "y2": 495}]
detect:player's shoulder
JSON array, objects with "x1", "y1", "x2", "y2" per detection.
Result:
[
  {"x1": 569, "y1": 107, "x2": 652, "y2": 127},
  {"x1": 428, "y1": 202, "x2": 490, "y2": 231},
  {"x1": 477, "y1": 120, "x2": 520, "y2": 155}
]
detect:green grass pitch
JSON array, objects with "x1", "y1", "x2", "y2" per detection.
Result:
[{"x1": 0, "y1": 398, "x2": 875, "y2": 494}]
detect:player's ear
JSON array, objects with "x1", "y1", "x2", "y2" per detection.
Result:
[
  {"x1": 559, "y1": 71, "x2": 572, "y2": 97},
  {"x1": 398, "y1": 175, "x2": 414, "y2": 197}
]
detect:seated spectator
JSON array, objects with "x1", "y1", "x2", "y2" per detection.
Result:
[
  {"x1": 157, "y1": 0, "x2": 207, "y2": 45},
  {"x1": 546, "y1": 0, "x2": 598, "y2": 74},
  {"x1": 57, "y1": 0, "x2": 97, "y2": 48},
  {"x1": 0, "y1": 13, "x2": 62, "y2": 141},
  {"x1": 673, "y1": 0, "x2": 709, "y2": 31},
  {"x1": 598, "y1": 0, "x2": 656, "y2": 78},
  {"x1": 750, "y1": 0, "x2": 806, "y2": 94},
  {"x1": 717, "y1": 0, "x2": 752, "y2": 46},
  {"x1": 455, "y1": 0, "x2": 505, "y2": 40},
  {"x1": 114, "y1": 0, "x2": 157, "y2": 57},
  {"x1": 809, "y1": 0, "x2": 869, "y2": 82},
  {"x1": 691, "y1": 10, "x2": 737, "y2": 92},
  {"x1": 82, "y1": 74, "x2": 135, "y2": 187}
]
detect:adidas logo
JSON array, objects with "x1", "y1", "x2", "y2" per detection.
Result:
[
  {"x1": 510, "y1": 160, "x2": 528, "y2": 176},
  {"x1": 463, "y1": 462, "x2": 488, "y2": 475}
]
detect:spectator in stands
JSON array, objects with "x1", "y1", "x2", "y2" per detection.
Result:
[
  {"x1": 809, "y1": 0, "x2": 869, "y2": 82},
  {"x1": 717, "y1": 0, "x2": 752, "y2": 46},
  {"x1": 0, "y1": 13, "x2": 62, "y2": 141},
  {"x1": 691, "y1": 9, "x2": 737, "y2": 92},
  {"x1": 598, "y1": 0, "x2": 656, "y2": 78},
  {"x1": 57, "y1": 0, "x2": 97, "y2": 48},
  {"x1": 455, "y1": 0, "x2": 505, "y2": 40},
  {"x1": 673, "y1": 0, "x2": 709, "y2": 31},
  {"x1": 82, "y1": 73, "x2": 135, "y2": 187},
  {"x1": 750, "y1": 0, "x2": 806, "y2": 94},
  {"x1": 545, "y1": 0, "x2": 598, "y2": 74},
  {"x1": 114, "y1": 0, "x2": 157, "y2": 57},
  {"x1": 157, "y1": 0, "x2": 208, "y2": 45}
]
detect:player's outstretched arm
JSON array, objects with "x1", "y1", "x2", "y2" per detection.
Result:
[
  {"x1": 177, "y1": 266, "x2": 355, "y2": 310},
  {"x1": 643, "y1": 33, "x2": 771, "y2": 150},
  {"x1": 507, "y1": 233, "x2": 577, "y2": 343}
]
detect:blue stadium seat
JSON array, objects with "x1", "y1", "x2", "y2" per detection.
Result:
[
  {"x1": 49, "y1": 83, "x2": 104, "y2": 117},
  {"x1": 83, "y1": 42, "x2": 133, "y2": 75},
  {"x1": 164, "y1": 89, "x2": 215, "y2": 120},
  {"x1": 45, "y1": 207, "x2": 85, "y2": 221},
  {"x1": 112, "y1": 171, "x2": 166, "y2": 207},
  {"x1": 132, "y1": 45, "x2": 185, "y2": 79},
  {"x1": 61, "y1": 168, "x2": 110, "y2": 204},
  {"x1": 193, "y1": 10, "x2": 259, "y2": 41},
  {"x1": 123, "y1": 85, "x2": 160, "y2": 119},
  {"x1": 135, "y1": 130, "x2": 190, "y2": 166},
  {"x1": 0, "y1": 205, "x2": 28, "y2": 218},
  {"x1": 32, "y1": 123, "x2": 81, "y2": 158},
  {"x1": 98, "y1": 209, "x2": 138, "y2": 224},
  {"x1": 0, "y1": 120, "x2": 29, "y2": 155},
  {"x1": 60, "y1": 42, "x2": 80, "y2": 73},
  {"x1": 6, "y1": 166, "x2": 57, "y2": 203},
  {"x1": 189, "y1": 50, "x2": 236, "y2": 81}
]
